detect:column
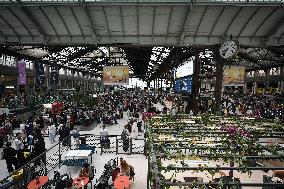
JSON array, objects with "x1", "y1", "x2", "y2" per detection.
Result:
[
  {"x1": 46, "y1": 64, "x2": 50, "y2": 90},
  {"x1": 192, "y1": 49, "x2": 201, "y2": 114},
  {"x1": 280, "y1": 66, "x2": 284, "y2": 93},
  {"x1": 213, "y1": 46, "x2": 225, "y2": 114}
]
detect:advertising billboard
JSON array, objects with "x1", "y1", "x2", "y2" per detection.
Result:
[
  {"x1": 223, "y1": 66, "x2": 245, "y2": 86},
  {"x1": 103, "y1": 66, "x2": 129, "y2": 85}
]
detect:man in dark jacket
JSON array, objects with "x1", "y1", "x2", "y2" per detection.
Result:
[{"x1": 3, "y1": 142, "x2": 18, "y2": 173}]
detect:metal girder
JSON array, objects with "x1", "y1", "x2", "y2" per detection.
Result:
[
  {"x1": 67, "y1": 47, "x2": 98, "y2": 61},
  {"x1": 0, "y1": 13, "x2": 19, "y2": 40},
  {"x1": 54, "y1": 7, "x2": 71, "y2": 37},
  {"x1": 266, "y1": 13, "x2": 284, "y2": 43},
  {"x1": 1, "y1": 0, "x2": 282, "y2": 6},
  {"x1": 179, "y1": 4, "x2": 192, "y2": 43},
  {"x1": 119, "y1": 6, "x2": 125, "y2": 39},
  {"x1": 251, "y1": 7, "x2": 277, "y2": 40},
  {"x1": 166, "y1": 6, "x2": 173, "y2": 35},
  {"x1": 223, "y1": 7, "x2": 243, "y2": 37},
  {"x1": 38, "y1": 7, "x2": 59, "y2": 41},
  {"x1": 237, "y1": 7, "x2": 260, "y2": 39},
  {"x1": 194, "y1": 6, "x2": 208, "y2": 41},
  {"x1": 70, "y1": 7, "x2": 84, "y2": 39},
  {"x1": 208, "y1": 7, "x2": 225, "y2": 39},
  {"x1": 15, "y1": 0, "x2": 48, "y2": 37},
  {"x1": 102, "y1": 6, "x2": 111, "y2": 42},
  {"x1": 278, "y1": 31, "x2": 284, "y2": 44},
  {"x1": 0, "y1": 29, "x2": 6, "y2": 41},
  {"x1": 136, "y1": 5, "x2": 140, "y2": 43},
  {"x1": 84, "y1": 6, "x2": 98, "y2": 40},
  {"x1": 151, "y1": 6, "x2": 156, "y2": 42},
  {"x1": 7, "y1": 7, "x2": 33, "y2": 37}
]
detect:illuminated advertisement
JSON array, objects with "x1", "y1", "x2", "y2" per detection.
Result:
[
  {"x1": 174, "y1": 76, "x2": 192, "y2": 93},
  {"x1": 223, "y1": 66, "x2": 245, "y2": 86},
  {"x1": 103, "y1": 66, "x2": 129, "y2": 85}
]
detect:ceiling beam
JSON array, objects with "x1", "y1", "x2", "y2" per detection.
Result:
[
  {"x1": 102, "y1": 6, "x2": 111, "y2": 43},
  {"x1": 7, "y1": 7, "x2": 33, "y2": 37},
  {"x1": 67, "y1": 47, "x2": 98, "y2": 61},
  {"x1": 194, "y1": 6, "x2": 208, "y2": 42},
  {"x1": 83, "y1": 5, "x2": 98, "y2": 40},
  {"x1": 278, "y1": 31, "x2": 284, "y2": 44},
  {"x1": 0, "y1": 13, "x2": 19, "y2": 41},
  {"x1": 208, "y1": 7, "x2": 225, "y2": 40},
  {"x1": 223, "y1": 7, "x2": 243, "y2": 37},
  {"x1": 179, "y1": 4, "x2": 192, "y2": 43},
  {"x1": 119, "y1": 6, "x2": 125, "y2": 39},
  {"x1": 38, "y1": 7, "x2": 60, "y2": 41},
  {"x1": 70, "y1": 7, "x2": 84, "y2": 39},
  {"x1": 237, "y1": 7, "x2": 260, "y2": 40},
  {"x1": 152, "y1": 6, "x2": 156, "y2": 43},
  {"x1": 266, "y1": 13, "x2": 284, "y2": 43},
  {"x1": 0, "y1": 29, "x2": 7, "y2": 41},
  {"x1": 166, "y1": 6, "x2": 173, "y2": 36},
  {"x1": 54, "y1": 7, "x2": 71, "y2": 37},
  {"x1": 251, "y1": 7, "x2": 277, "y2": 41},
  {"x1": 136, "y1": 5, "x2": 140, "y2": 43},
  {"x1": 14, "y1": 0, "x2": 47, "y2": 37}
]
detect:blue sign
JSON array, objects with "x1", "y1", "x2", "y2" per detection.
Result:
[{"x1": 174, "y1": 76, "x2": 192, "y2": 93}]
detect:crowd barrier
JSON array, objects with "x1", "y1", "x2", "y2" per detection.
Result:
[{"x1": 0, "y1": 135, "x2": 146, "y2": 189}]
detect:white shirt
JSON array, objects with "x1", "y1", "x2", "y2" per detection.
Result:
[
  {"x1": 14, "y1": 138, "x2": 23, "y2": 150},
  {"x1": 20, "y1": 124, "x2": 25, "y2": 132},
  {"x1": 100, "y1": 128, "x2": 108, "y2": 136}
]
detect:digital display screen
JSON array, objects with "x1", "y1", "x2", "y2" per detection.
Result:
[{"x1": 174, "y1": 76, "x2": 192, "y2": 93}]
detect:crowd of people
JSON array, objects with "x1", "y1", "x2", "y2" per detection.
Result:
[{"x1": 221, "y1": 92, "x2": 284, "y2": 120}]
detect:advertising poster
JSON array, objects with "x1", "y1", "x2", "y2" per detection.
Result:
[
  {"x1": 223, "y1": 66, "x2": 245, "y2": 86},
  {"x1": 50, "y1": 66, "x2": 59, "y2": 85},
  {"x1": 103, "y1": 66, "x2": 129, "y2": 85},
  {"x1": 35, "y1": 63, "x2": 45, "y2": 85},
  {"x1": 18, "y1": 60, "x2": 26, "y2": 85}
]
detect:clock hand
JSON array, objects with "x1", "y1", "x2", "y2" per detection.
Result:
[{"x1": 222, "y1": 48, "x2": 229, "y2": 56}]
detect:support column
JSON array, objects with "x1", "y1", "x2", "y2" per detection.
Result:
[
  {"x1": 253, "y1": 82, "x2": 257, "y2": 95},
  {"x1": 192, "y1": 49, "x2": 200, "y2": 114},
  {"x1": 213, "y1": 46, "x2": 225, "y2": 114},
  {"x1": 46, "y1": 64, "x2": 50, "y2": 90},
  {"x1": 280, "y1": 66, "x2": 284, "y2": 93}
]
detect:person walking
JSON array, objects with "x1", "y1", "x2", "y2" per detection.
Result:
[
  {"x1": 2, "y1": 142, "x2": 18, "y2": 173},
  {"x1": 72, "y1": 127, "x2": 80, "y2": 148},
  {"x1": 48, "y1": 124, "x2": 57, "y2": 143}
]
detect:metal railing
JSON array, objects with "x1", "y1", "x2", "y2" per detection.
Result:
[{"x1": 0, "y1": 135, "x2": 145, "y2": 188}]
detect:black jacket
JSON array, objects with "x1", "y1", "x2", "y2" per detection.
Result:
[{"x1": 3, "y1": 147, "x2": 17, "y2": 161}]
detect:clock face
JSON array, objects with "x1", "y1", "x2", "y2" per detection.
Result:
[{"x1": 219, "y1": 40, "x2": 238, "y2": 59}]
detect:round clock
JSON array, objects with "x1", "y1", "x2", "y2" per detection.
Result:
[{"x1": 219, "y1": 40, "x2": 238, "y2": 59}]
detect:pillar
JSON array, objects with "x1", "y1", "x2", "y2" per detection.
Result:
[
  {"x1": 253, "y1": 82, "x2": 257, "y2": 95},
  {"x1": 280, "y1": 66, "x2": 284, "y2": 93},
  {"x1": 213, "y1": 46, "x2": 225, "y2": 114},
  {"x1": 192, "y1": 49, "x2": 201, "y2": 114}
]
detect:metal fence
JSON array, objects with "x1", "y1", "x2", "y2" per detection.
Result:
[{"x1": 0, "y1": 135, "x2": 145, "y2": 189}]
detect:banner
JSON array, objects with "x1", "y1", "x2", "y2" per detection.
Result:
[
  {"x1": 103, "y1": 66, "x2": 129, "y2": 85},
  {"x1": 18, "y1": 60, "x2": 26, "y2": 85},
  {"x1": 50, "y1": 66, "x2": 59, "y2": 85},
  {"x1": 35, "y1": 63, "x2": 45, "y2": 85},
  {"x1": 223, "y1": 66, "x2": 245, "y2": 86}
]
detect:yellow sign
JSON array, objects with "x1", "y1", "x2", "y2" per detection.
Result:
[
  {"x1": 223, "y1": 66, "x2": 245, "y2": 86},
  {"x1": 103, "y1": 66, "x2": 129, "y2": 85}
]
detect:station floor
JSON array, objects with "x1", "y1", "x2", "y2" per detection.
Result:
[{"x1": 0, "y1": 105, "x2": 156, "y2": 188}]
